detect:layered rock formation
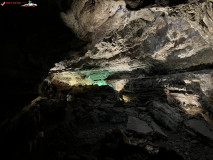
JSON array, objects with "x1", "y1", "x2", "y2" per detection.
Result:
[{"x1": 41, "y1": 0, "x2": 213, "y2": 159}]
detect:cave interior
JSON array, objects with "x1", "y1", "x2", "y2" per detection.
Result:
[{"x1": 1, "y1": 0, "x2": 213, "y2": 160}]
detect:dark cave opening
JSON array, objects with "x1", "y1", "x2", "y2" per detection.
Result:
[{"x1": 1, "y1": 0, "x2": 86, "y2": 117}]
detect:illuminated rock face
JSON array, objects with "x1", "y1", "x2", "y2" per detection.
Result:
[
  {"x1": 44, "y1": 6, "x2": 213, "y2": 134},
  {"x1": 61, "y1": 0, "x2": 127, "y2": 42},
  {"x1": 72, "y1": 6, "x2": 213, "y2": 69},
  {"x1": 52, "y1": 1, "x2": 213, "y2": 92},
  {"x1": 62, "y1": 1, "x2": 212, "y2": 60},
  {"x1": 79, "y1": 13, "x2": 213, "y2": 72},
  {"x1": 49, "y1": 70, "x2": 113, "y2": 90},
  {"x1": 47, "y1": 0, "x2": 213, "y2": 113}
]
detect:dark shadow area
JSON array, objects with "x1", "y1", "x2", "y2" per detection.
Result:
[
  {"x1": 2, "y1": 72, "x2": 213, "y2": 159},
  {"x1": 126, "y1": 0, "x2": 156, "y2": 11},
  {"x1": 120, "y1": 77, "x2": 168, "y2": 104},
  {"x1": 0, "y1": 1, "x2": 87, "y2": 159},
  {"x1": 0, "y1": 0, "x2": 87, "y2": 121},
  {"x1": 126, "y1": 0, "x2": 189, "y2": 10},
  {"x1": 0, "y1": 82, "x2": 185, "y2": 160}
]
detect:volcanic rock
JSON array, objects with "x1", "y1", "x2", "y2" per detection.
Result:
[
  {"x1": 148, "y1": 101, "x2": 183, "y2": 131},
  {"x1": 184, "y1": 118, "x2": 213, "y2": 142},
  {"x1": 127, "y1": 116, "x2": 153, "y2": 135}
]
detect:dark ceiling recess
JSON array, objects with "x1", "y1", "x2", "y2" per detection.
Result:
[
  {"x1": 169, "y1": 0, "x2": 189, "y2": 6},
  {"x1": 126, "y1": 0, "x2": 189, "y2": 10},
  {"x1": 141, "y1": 0, "x2": 156, "y2": 7},
  {"x1": 60, "y1": 0, "x2": 73, "y2": 12}
]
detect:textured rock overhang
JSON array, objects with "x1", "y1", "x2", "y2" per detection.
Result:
[{"x1": 49, "y1": 0, "x2": 213, "y2": 89}]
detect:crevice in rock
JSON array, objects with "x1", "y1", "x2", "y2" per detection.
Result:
[{"x1": 126, "y1": 0, "x2": 189, "y2": 10}]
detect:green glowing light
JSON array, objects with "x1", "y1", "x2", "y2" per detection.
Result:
[
  {"x1": 50, "y1": 68, "x2": 125, "y2": 90},
  {"x1": 79, "y1": 69, "x2": 113, "y2": 87},
  {"x1": 93, "y1": 80, "x2": 108, "y2": 86},
  {"x1": 52, "y1": 69, "x2": 116, "y2": 88}
]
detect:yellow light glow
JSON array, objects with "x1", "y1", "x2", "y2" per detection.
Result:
[
  {"x1": 50, "y1": 72, "x2": 93, "y2": 89},
  {"x1": 122, "y1": 95, "x2": 131, "y2": 103}
]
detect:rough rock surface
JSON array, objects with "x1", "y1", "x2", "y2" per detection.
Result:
[
  {"x1": 127, "y1": 116, "x2": 153, "y2": 134},
  {"x1": 149, "y1": 101, "x2": 183, "y2": 131},
  {"x1": 39, "y1": 2, "x2": 213, "y2": 158},
  {"x1": 61, "y1": 0, "x2": 127, "y2": 43},
  {"x1": 184, "y1": 118, "x2": 213, "y2": 141},
  {"x1": 67, "y1": 6, "x2": 213, "y2": 72}
]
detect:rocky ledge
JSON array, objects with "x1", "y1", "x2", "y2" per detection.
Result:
[{"x1": 2, "y1": 70, "x2": 213, "y2": 160}]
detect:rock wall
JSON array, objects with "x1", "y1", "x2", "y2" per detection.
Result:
[
  {"x1": 60, "y1": 0, "x2": 213, "y2": 72},
  {"x1": 1, "y1": 0, "x2": 213, "y2": 160}
]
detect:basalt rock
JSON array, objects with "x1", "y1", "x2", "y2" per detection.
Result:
[
  {"x1": 149, "y1": 101, "x2": 183, "y2": 131},
  {"x1": 127, "y1": 116, "x2": 153, "y2": 135},
  {"x1": 184, "y1": 118, "x2": 213, "y2": 143}
]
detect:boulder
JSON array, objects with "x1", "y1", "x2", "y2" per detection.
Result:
[
  {"x1": 150, "y1": 121, "x2": 167, "y2": 138},
  {"x1": 127, "y1": 116, "x2": 153, "y2": 135},
  {"x1": 184, "y1": 118, "x2": 213, "y2": 142},
  {"x1": 139, "y1": 113, "x2": 167, "y2": 138},
  {"x1": 149, "y1": 101, "x2": 183, "y2": 131}
]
